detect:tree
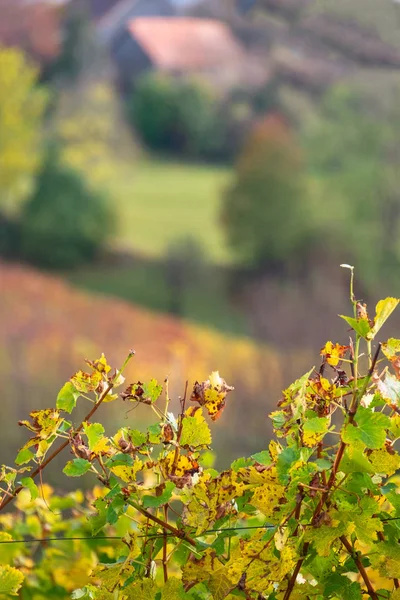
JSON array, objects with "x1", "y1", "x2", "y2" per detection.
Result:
[
  {"x1": 303, "y1": 85, "x2": 400, "y2": 287},
  {"x1": 130, "y1": 73, "x2": 224, "y2": 159},
  {"x1": 222, "y1": 113, "x2": 315, "y2": 272},
  {"x1": 0, "y1": 46, "x2": 48, "y2": 215},
  {"x1": 20, "y1": 152, "x2": 113, "y2": 269}
]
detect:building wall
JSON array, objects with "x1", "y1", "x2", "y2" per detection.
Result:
[{"x1": 111, "y1": 30, "x2": 153, "y2": 89}]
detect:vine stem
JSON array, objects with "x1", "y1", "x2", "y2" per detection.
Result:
[
  {"x1": 163, "y1": 505, "x2": 169, "y2": 582},
  {"x1": 340, "y1": 536, "x2": 378, "y2": 600},
  {"x1": 0, "y1": 352, "x2": 134, "y2": 513},
  {"x1": 126, "y1": 499, "x2": 196, "y2": 547},
  {"x1": 171, "y1": 381, "x2": 188, "y2": 476},
  {"x1": 283, "y1": 342, "x2": 382, "y2": 600}
]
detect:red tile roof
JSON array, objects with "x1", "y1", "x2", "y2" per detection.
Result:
[{"x1": 127, "y1": 17, "x2": 247, "y2": 72}]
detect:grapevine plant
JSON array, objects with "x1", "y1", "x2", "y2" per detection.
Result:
[{"x1": 0, "y1": 267, "x2": 400, "y2": 599}]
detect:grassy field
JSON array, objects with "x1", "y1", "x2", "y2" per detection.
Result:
[
  {"x1": 106, "y1": 159, "x2": 232, "y2": 265},
  {"x1": 68, "y1": 158, "x2": 244, "y2": 334}
]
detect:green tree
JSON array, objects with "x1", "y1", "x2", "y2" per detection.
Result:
[
  {"x1": 222, "y1": 113, "x2": 315, "y2": 272},
  {"x1": 0, "y1": 46, "x2": 48, "y2": 215},
  {"x1": 304, "y1": 85, "x2": 400, "y2": 286},
  {"x1": 20, "y1": 152, "x2": 113, "y2": 269},
  {"x1": 130, "y1": 73, "x2": 223, "y2": 158}
]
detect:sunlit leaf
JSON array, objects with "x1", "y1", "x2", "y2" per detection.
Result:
[
  {"x1": 57, "y1": 382, "x2": 80, "y2": 413},
  {"x1": 0, "y1": 565, "x2": 24, "y2": 595},
  {"x1": 342, "y1": 407, "x2": 390, "y2": 449},
  {"x1": 63, "y1": 458, "x2": 92, "y2": 477},
  {"x1": 180, "y1": 408, "x2": 212, "y2": 448},
  {"x1": 303, "y1": 417, "x2": 329, "y2": 447},
  {"x1": 339, "y1": 315, "x2": 371, "y2": 339},
  {"x1": 368, "y1": 298, "x2": 399, "y2": 340},
  {"x1": 142, "y1": 481, "x2": 175, "y2": 509},
  {"x1": 20, "y1": 477, "x2": 39, "y2": 501},
  {"x1": 83, "y1": 422, "x2": 106, "y2": 452}
]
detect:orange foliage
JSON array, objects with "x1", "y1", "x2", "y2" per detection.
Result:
[{"x1": 0, "y1": 262, "x2": 310, "y2": 462}]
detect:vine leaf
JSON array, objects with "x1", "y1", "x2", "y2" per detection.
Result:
[
  {"x1": 20, "y1": 477, "x2": 39, "y2": 501},
  {"x1": 19, "y1": 409, "x2": 63, "y2": 440},
  {"x1": 305, "y1": 517, "x2": 347, "y2": 556},
  {"x1": 324, "y1": 573, "x2": 362, "y2": 600},
  {"x1": 340, "y1": 447, "x2": 374, "y2": 474},
  {"x1": 121, "y1": 379, "x2": 162, "y2": 404},
  {"x1": 342, "y1": 407, "x2": 390, "y2": 449},
  {"x1": 109, "y1": 457, "x2": 143, "y2": 482},
  {"x1": 15, "y1": 448, "x2": 34, "y2": 465},
  {"x1": 0, "y1": 565, "x2": 25, "y2": 595},
  {"x1": 369, "y1": 542, "x2": 400, "y2": 579},
  {"x1": 377, "y1": 373, "x2": 400, "y2": 406},
  {"x1": 381, "y1": 338, "x2": 400, "y2": 360},
  {"x1": 368, "y1": 448, "x2": 400, "y2": 476},
  {"x1": 142, "y1": 481, "x2": 175, "y2": 509},
  {"x1": 63, "y1": 458, "x2": 92, "y2": 477},
  {"x1": 83, "y1": 422, "x2": 107, "y2": 453},
  {"x1": 340, "y1": 298, "x2": 399, "y2": 340},
  {"x1": 191, "y1": 372, "x2": 234, "y2": 421},
  {"x1": 303, "y1": 417, "x2": 330, "y2": 447},
  {"x1": 71, "y1": 370, "x2": 102, "y2": 393},
  {"x1": 320, "y1": 342, "x2": 349, "y2": 366},
  {"x1": 368, "y1": 298, "x2": 399, "y2": 340},
  {"x1": 56, "y1": 382, "x2": 80, "y2": 413},
  {"x1": 159, "y1": 576, "x2": 192, "y2": 599},
  {"x1": 180, "y1": 407, "x2": 212, "y2": 448},
  {"x1": 340, "y1": 315, "x2": 371, "y2": 339}
]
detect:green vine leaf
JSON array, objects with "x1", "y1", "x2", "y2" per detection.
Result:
[
  {"x1": 63, "y1": 458, "x2": 92, "y2": 477},
  {"x1": 20, "y1": 477, "x2": 39, "y2": 501},
  {"x1": 339, "y1": 315, "x2": 371, "y2": 339},
  {"x1": 83, "y1": 422, "x2": 106, "y2": 452},
  {"x1": 142, "y1": 481, "x2": 175, "y2": 509},
  {"x1": 15, "y1": 448, "x2": 34, "y2": 465},
  {"x1": 56, "y1": 382, "x2": 80, "y2": 413},
  {"x1": 324, "y1": 573, "x2": 362, "y2": 600},
  {"x1": 342, "y1": 407, "x2": 390, "y2": 449}
]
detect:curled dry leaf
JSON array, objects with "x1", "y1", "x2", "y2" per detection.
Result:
[{"x1": 191, "y1": 371, "x2": 234, "y2": 421}]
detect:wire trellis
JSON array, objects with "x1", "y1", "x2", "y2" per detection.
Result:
[{"x1": 1, "y1": 516, "x2": 399, "y2": 545}]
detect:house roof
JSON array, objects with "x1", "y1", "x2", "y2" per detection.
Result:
[
  {"x1": 96, "y1": 0, "x2": 175, "y2": 43},
  {"x1": 127, "y1": 17, "x2": 247, "y2": 72}
]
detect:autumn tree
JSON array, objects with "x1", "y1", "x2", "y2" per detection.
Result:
[
  {"x1": 0, "y1": 46, "x2": 48, "y2": 215},
  {"x1": 222, "y1": 113, "x2": 316, "y2": 273}
]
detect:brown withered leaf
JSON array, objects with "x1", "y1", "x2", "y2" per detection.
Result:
[
  {"x1": 161, "y1": 423, "x2": 174, "y2": 444},
  {"x1": 191, "y1": 371, "x2": 234, "y2": 421}
]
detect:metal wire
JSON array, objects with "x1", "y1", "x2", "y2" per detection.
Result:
[{"x1": 1, "y1": 517, "x2": 399, "y2": 545}]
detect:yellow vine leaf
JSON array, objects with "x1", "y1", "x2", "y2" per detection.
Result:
[
  {"x1": 109, "y1": 457, "x2": 143, "y2": 483},
  {"x1": 180, "y1": 407, "x2": 212, "y2": 448},
  {"x1": 303, "y1": 417, "x2": 330, "y2": 447},
  {"x1": 320, "y1": 341, "x2": 348, "y2": 366},
  {"x1": 0, "y1": 564, "x2": 25, "y2": 596},
  {"x1": 160, "y1": 451, "x2": 200, "y2": 478},
  {"x1": 369, "y1": 448, "x2": 400, "y2": 476},
  {"x1": 250, "y1": 481, "x2": 286, "y2": 519}
]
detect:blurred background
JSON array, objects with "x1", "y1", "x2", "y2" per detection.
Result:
[{"x1": 1, "y1": 0, "x2": 400, "y2": 479}]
